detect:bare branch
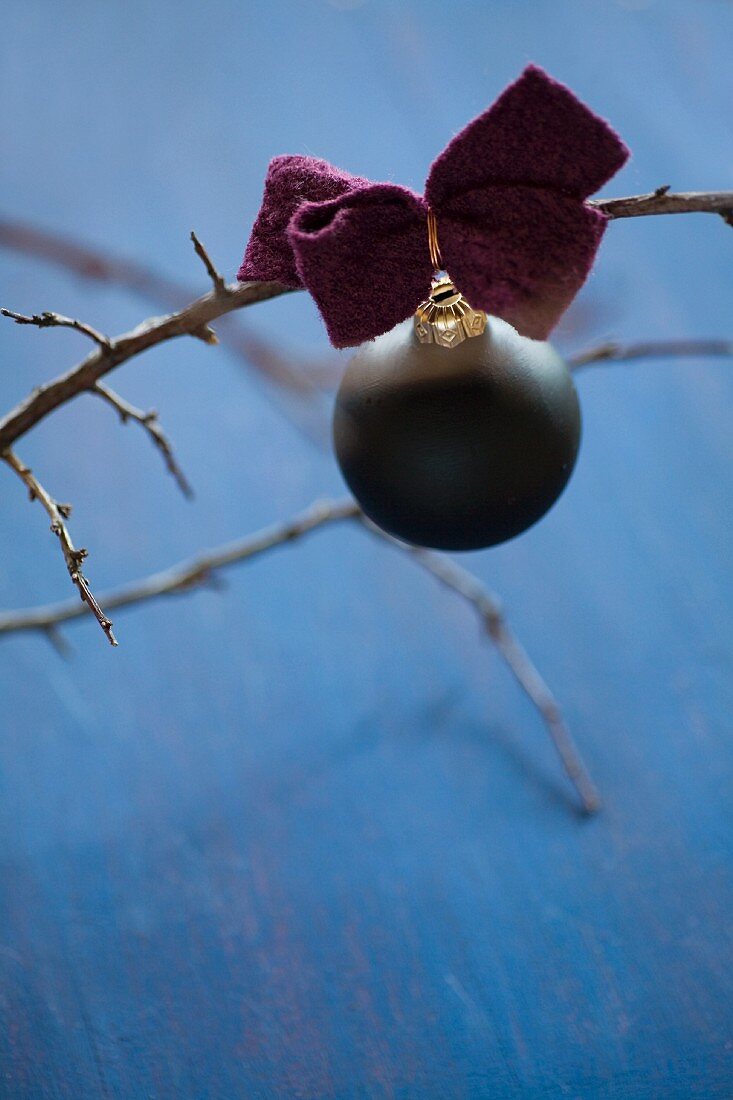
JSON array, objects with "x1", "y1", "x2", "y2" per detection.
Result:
[
  {"x1": 359, "y1": 520, "x2": 600, "y2": 814},
  {"x1": 0, "y1": 197, "x2": 726, "y2": 797},
  {"x1": 1, "y1": 449, "x2": 117, "y2": 645},
  {"x1": 0, "y1": 218, "x2": 329, "y2": 399},
  {"x1": 190, "y1": 231, "x2": 227, "y2": 293},
  {"x1": 4, "y1": 195, "x2": 731, "y2": 423},
  {"x1": 92, "y1": 383, "x2": 193, "y2": 498},
  {"x1": 569, "y1": 338, "x2": 733, "y2": 371},
  {"x1": 0, "y1": 494, "x2": 598, "y2": 812},
  {"x1": 1, "y1": 308, "x2": 110, "y2": 348},
  {"x1": 0, "y1": 277, "x2": 293, "y2": 452},
  {"x1": 0, "y1": 497, "x2": 359, "y2": 636},
  {"x1": 592, "y1": 187, "x2": 733, "y2": 223}
]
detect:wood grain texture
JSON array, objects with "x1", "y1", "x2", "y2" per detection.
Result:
[{"x1": 0, "y1": 2, "x2": 731, "y2": 1097}]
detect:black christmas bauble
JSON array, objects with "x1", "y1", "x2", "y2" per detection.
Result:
[{"x1": 333, "y1": 316, "x2": 581, "y2": 551}]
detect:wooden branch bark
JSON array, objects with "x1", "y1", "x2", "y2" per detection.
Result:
[
  {"x1": 0, "y1": 495, "x2": 597, "y2": 813},
  {"x1": 592, "y1": 186, "x2": 733, "y2": 223},
  {"x1": 0, "y1": 498, "x2": 359, "y2": 635},
  {"x1": 0, "y1": 278, "x2": 292, "y2": 452},
  {"x1": 2, "y1": 450, "x2": 116, "y2": 645},
  {"x1": 189, "y1": 230, "x2": 226, "y2": 292},
  {"x1": 357, "y1": 519, "x2": 600, "y2": 813},
  {"x1": 1, "y1": 307, "x2": 110, "y2": 348},
  {"x1": 0, "y1": 190, "x2": 730, "y2": 804},
  {"x1": 0, "y1": 217, "x2": 331, "y2": 398},
  {"x1": 92, "y1": 383, "x2": 193, "y2": 498},
  {"x1": 1, "y1": 186, "x2": 730, "y2": 451}
]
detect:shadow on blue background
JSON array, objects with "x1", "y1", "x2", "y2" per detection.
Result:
[{"x1": 0, "y1": 2, "x2": 731, "y2": 1096}]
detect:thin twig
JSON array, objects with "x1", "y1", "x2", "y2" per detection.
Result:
[
  {"x1": 0, "y1": 217, "x2": 330, "y2": 398},
  {"x1": 569, "y1": 338, "x2": 733, "y2": 371},
  {"x1": 3, "y1": 185, "x2": 732, "y2": 407},
  {"x1": 92, "y1": 383, "x2": 193, "y2": 498},
  {"x1": 190, "y1": 231, "x2": 227, "y2": 293},
  {"x1": 358, "y1": 520, "x2": 600, "y2": 814},
  {"x1": 0, "y1": 277, "x2": 292, "y2": 452},
  {"x1": 1, "y1": 449, "x2": 117, "y2": 646},
  {"x1": 0, "y1": 196, "x2": 727, "y2": 794},
  {"x1": 592, "y1": 187, "x2": 733, "y2": 223},
  {"x1": 2, "y1": 178, "x2": 726, "y2": 440},
  {"x1": 0, "y1": 495, "x2": 598, "y2": 812},
  {"x1": 1, "y1": 308, "x2": 110, "y2": 348},
  {"x1": 0, "y1": 498, "x2": 359, "y2": 635}
]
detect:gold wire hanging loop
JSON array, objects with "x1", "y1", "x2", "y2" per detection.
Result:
[
  {"x1": 415, "y1": 208, "x2": 487, "y2": 348},
  {"x1": 426, "y1": 208, "x2": 443, "y2": 272}
]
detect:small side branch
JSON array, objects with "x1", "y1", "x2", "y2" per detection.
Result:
[
  {"x1": 1, "y1": 308, "x2": 109, "y2": 348},
  {"x1": 92, "y1": 383, "x2": 193, "y2": 499},
  {"x1": 0, "y1": 278, "x2": 292, "y2": 452},
  {"x1": 360, "y1": 523, "x2": 600, "y2": 815},
  {"x1": 2, "y1": 450, "x2": 117, "y2": 646},
  {"x1": 0, "y1": 219, "x2": 324, "y2": 399},
  {"x1": 569, "y1": 338, "x2": 733, "y2": 371},
  {"x1": 0, "y1": 495, "x2": 599, "y2": 812},
  {"x1": 0, "y1": 498, "x2": 360, "y2": 636},
  {"x1": 190, "y1": 231, "x2": 227, "y2": 293}
]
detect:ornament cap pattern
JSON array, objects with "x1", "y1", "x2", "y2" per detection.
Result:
[{"x1": 414, "y1": 277, "x2": 487, "y2": 348}]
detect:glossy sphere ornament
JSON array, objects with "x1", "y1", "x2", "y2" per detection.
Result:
[{"x1": 333, "y1": 315, "x2": 581, "y2": 551}]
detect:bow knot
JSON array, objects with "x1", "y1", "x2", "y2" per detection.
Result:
[{"x1": 238, "y1": 65, "x2": 628, "y2": 348}]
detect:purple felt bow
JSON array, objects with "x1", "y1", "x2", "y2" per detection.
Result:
[{"x1": 238, "y1": 65, "x2": 629, "y2": 349}]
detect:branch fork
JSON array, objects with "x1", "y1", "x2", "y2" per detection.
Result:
[{"x1": 1, "y1": 191, "x2": 732, "y2": 811}]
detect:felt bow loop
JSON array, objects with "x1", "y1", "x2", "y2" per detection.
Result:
[{"x1": 238, "y1": 65, "x2": 628, "y2": 348}]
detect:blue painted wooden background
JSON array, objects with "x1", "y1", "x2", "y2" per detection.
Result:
[{"x1": 0, "y1": 2, "x2": 731, "y2": 1096}]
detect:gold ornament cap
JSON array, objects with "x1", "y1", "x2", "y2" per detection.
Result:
[{"x1": 414, "y1": 275, "x2": 488, "y2": 349}]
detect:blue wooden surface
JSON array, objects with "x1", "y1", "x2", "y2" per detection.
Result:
[{"x1": 1, "y1": 2, "x2": 732, "y2": 1096}]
